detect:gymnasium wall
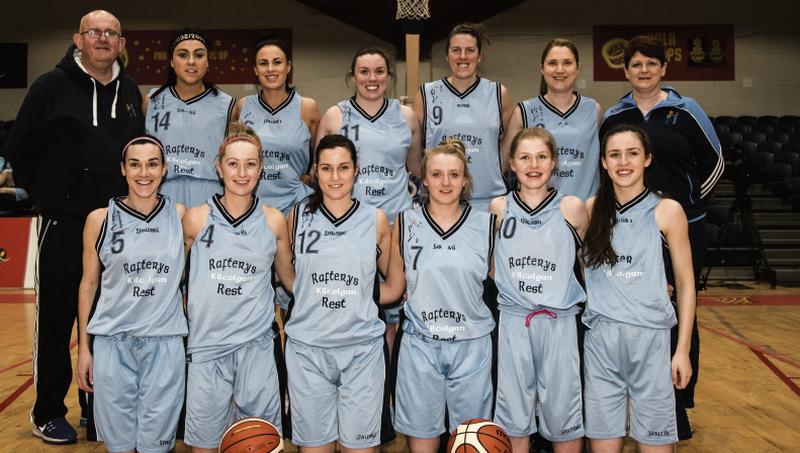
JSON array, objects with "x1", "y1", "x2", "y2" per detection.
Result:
[{"x1": 0, "y1": 0, "x2": 798, "y2": 120}]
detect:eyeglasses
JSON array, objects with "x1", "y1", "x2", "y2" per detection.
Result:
[{"x1": 79, "y1": 29, "x2": 121, "y2": 40}]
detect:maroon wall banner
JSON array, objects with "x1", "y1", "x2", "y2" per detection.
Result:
[
  {"x1": 122, "y1": 29, "x2": 292, "y2": 85},
  {"x1": 593, "y1": 25, "x2": 734, "y2": 81}
]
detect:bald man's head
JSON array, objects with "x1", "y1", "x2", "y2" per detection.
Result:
[
  {"x1": 79, "y1": 10, "x2": 121, "y2": 34},
  {"x1": 73, "y1": 10, "x2": 126, "y2": 78}
]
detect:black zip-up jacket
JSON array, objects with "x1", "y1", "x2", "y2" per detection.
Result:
[
  {"x1": 6, "y1": 45, "x2": 144, "y2": 221},
  {"x1": 600, "y1": 88, "x2": 723, "y2": 222}
]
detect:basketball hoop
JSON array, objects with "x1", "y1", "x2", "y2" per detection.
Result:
[{"x1": 396, "y1": 0, "x2": 430, "y2": 21}]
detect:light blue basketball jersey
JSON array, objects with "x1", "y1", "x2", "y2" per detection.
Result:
[
  {"x1": 337, "y1": 97, "x2": 412, "y2": 223},
  {"x1": 88, "y1": 196, "x2": 187, "y2": 337},
  {"x1": 519, "y1": 93, "x2": 600, "y2": 200},
  {"x1": 239, "y1": 90, "x2": 314, "y2": 214},
  {"x1": 493, "y1": 189, "x2": 585, "y2": 315},
  {"x1": 186, "y1": 195, "x2": 277, "y2": 362},
  {"x1": 399, "y1": 204, "x2": 496, "y2": 341},
  {"x1": 421, "y1": 78, "x2": 506, "y2": 207},
  {"x1": 286, "y1": 200, "x2": 384, "y2": 348},
  {"x1": 583, "y1": 190, "x2": 677, "y2": 329},
  {"x1": 146, "y1": 86, "x2": 235, "y2": 181}
]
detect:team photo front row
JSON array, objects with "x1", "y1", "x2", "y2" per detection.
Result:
[{"x1": 75, "y1": 123, "x2": 695, "y2": 453}]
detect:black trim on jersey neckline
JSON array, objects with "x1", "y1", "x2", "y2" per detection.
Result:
[
  {"x1": 615, "y1": 188, "x2": 650, "y2": 214},
  {"x1": 169, "y1": 85, "x2": 213, "y2": 105},
  {"x1": 349, "y1": 97, "x2": 389, "y2": 123},
  {"x1": 113, "y1": 195, "x2": 166, "y2": 223},
  {"x1": 258, "y1": 89, "x2": 295, "y2": 115},
  {"x1": 512, "y1": 188, "x2": 557, "y2": 216},
  {"x1": 212, "y1": 193, "x2": 259, "y2": 227},
  {"x1": 538, "y1": 92, "x2": 581, "y2": 119},
  {"x1": 441, "y1": 76, "x2": 481, "y2": 99},
  {"x1": 421, "y1": 203, "x2": 471, "y2": 240},
  {"x1": 320, "y1": 199, "x2": 360, "y2": 227}
]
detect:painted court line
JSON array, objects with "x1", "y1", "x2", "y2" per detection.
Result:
[
  {"x1": 698, "y1": 322, "x2": 800, "y2": 370},
  {"x1": 750, "y1": 347, "x2": 800, "y2": 398},
  {"x1": 0, "y1": 357, "x2": 32, "y2": 374},
  {"x1": 0, "y1": 340, "x2": 78, "y2": 414},
  {"x1": 699, "y1": 295, "x2": 800, "y2": 306},
  {"x1": 0, "y1": 377, "x2": 34, "y2": 414}
]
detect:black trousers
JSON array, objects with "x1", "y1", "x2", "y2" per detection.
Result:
[
  {"x1": 683, "y1": 218, "x2": 704, "y2": 407},
  {"x1": 32, "y1": 215, "x2": 84, "y2": 426}
]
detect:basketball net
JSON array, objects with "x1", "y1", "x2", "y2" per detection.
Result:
[
  {"x1": 396, "y1": 0, "x2": 430, "y2": 20},
  {"x1": 396, "y1": 0, "x2": 430, "y2": 102}
]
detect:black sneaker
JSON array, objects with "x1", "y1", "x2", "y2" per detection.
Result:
[{"x1": 32, "y1": 418, "x2": 78, "y2": 444}]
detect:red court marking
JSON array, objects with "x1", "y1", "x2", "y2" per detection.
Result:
[
  {"x1": 0, "y1": 376, "x2": 33, "y2": 414},
  {"x1": 0, "y1": 357, "x2": 32, "y2": 374},
  {"x1": 750, "y1": 347, "x2": 800, "y2": 398},
  {"x1": 0, "y1": 293, "x2": 35, "y2": 304},
  {"x1": 698, "y1": 322, "x2": 800, "y2": 370},
  {"x1": 0, "y1": 340, "x2": 78, "y2": 414},
  {"x1": 699, "y1": 295, "x2": 800, "y2": 306}
]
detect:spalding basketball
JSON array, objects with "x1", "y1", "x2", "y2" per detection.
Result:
[
  {"x1": 446, "y1": 418, "x2": 512, "y2": 453},
  {"x1": 218, "y1": 417, "x2": 283, "y2": 453}
]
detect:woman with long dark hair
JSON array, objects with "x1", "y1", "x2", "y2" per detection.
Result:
[
  {"x1": 144, "y1": 29, "x2": 236, "y2": 207},
  {"x1": 582, "y1": 124, "x2": 695, "y2": 453}
]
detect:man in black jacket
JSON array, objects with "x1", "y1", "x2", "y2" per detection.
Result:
[{"x1": 6, "y1": 9, "x2": 144, "y2": 445}]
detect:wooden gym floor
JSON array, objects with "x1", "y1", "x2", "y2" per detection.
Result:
[{"x1": 0, "y1": 284, "x2": 798, "y2": 452}]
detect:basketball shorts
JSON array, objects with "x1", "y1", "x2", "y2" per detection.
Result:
[
  {"x1": 583, "y1": 320, "x2": 678, "y2": 445},
  {"x1": 93, "y1": 335, "x2": 184, "y2": 453},
  {"x1": 285, "y1": 336, "x2": 386, "y2": 449},
  {"x1": 394, "y1": 333, "x2": 493, "y2": 438},
  {"x1": 184, "y1": 332, "x2": 282, "y2": 449},
  {"x1": 160, "y1": 176, "x2": 221, "y2": 208},
  {"x1": 274, "y1": 285, "x2": 291, "y2": 311},
  {"x1": 383, "y1": 303, "x2": 402, "y2": 325},
  {"x1": 494, "y1": 310, "x2": 584, "y2": 441}
]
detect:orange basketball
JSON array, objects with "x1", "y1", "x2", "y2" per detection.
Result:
[
  {"x1": 446, "y1": 418, "x2": 512, "y2": 453},
  {"x1": 218, "y1": 417, "x2": 283, "y2": 453}
]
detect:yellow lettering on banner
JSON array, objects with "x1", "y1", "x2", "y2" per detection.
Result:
[
  {"x1": 153, "y1": 51, "x2": 168, "y2": 61},
  {"x1": 667, "y1": 32, "x2": 677, "y2": 46},
  {"x1": 218, "y1": 50, "x2": 229, "y2": 60}
]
